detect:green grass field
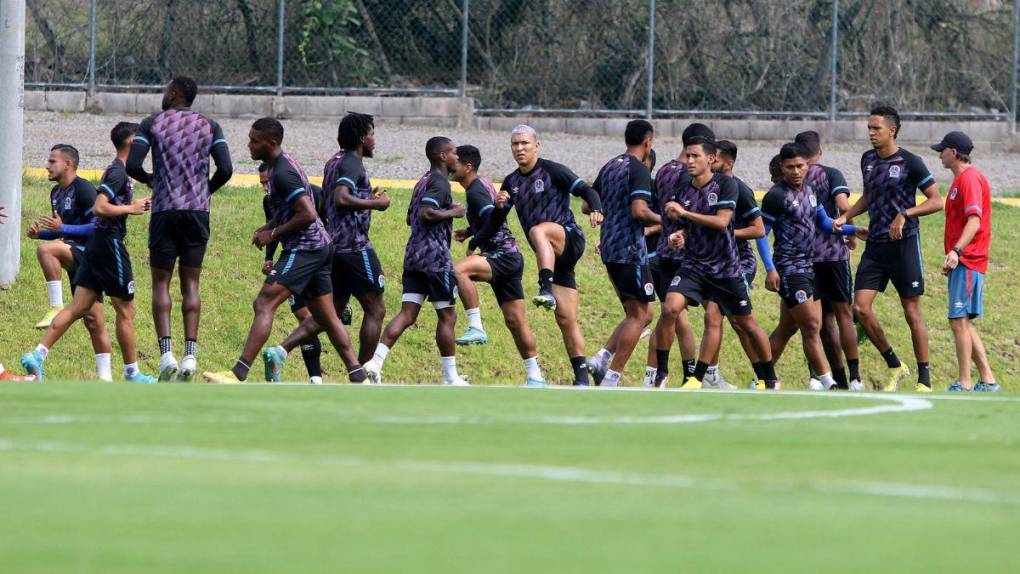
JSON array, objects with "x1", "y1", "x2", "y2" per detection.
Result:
[{"x1": 4, "y1": 177, "x2": 1019, "y2": 389}]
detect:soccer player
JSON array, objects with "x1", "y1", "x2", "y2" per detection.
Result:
[
  {"x1": 584, "y1": 120, "x2": 659, "y2": 387},
  {"x1": 659, "y1": 137, "x2": 778, "y2": 389},
  {"x1": 203, "y1": 118, "x2": 364, "y2": 384},
  {"x1": 452, "y1": 145, "x2": 546, "y2": 386},
  {"x1": 760, "y1": 142, "x2": 863, "y2": 391},
  {"x1": 22, "y1": 123, "x2": 158, "y2": 383},
  {"x1": 364, "y1": 137, "x2": 468, "y2": 385},
  {"x1": 834, "y1": 106, "x2": 943, "y2": 392},
  {"x1": 480, "y1": 125, "x2": 603, "y2": 385},
  {"x1": 934, "y1": 132, "x2": 998, "y2": 392},
  {"x1": 127, "y1": 77, "x2": 234, "y2": 382},
  {"x1": 26, "y1": 144, "x2": 113, "y2": 380},
  {"x1": 701, "y1": 139, "x2": 772, "y2": 389}
]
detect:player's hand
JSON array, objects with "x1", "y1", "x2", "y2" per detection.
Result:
[
  {"x1": 832, "y1": 215, "x2": 847, "y2": 232},
  {"x1": 668, "y1": 230, "x2": 685, "y2": 250},
  {"x1": 845, "y1": 235, "x2": 858, "y2": 250},
  {"x1": 854, "y1": 227, "x2": 869, "y2": 241},
  {"x1": 261, "y1": 260, "x2": 273, "y2": 276},
  {"x1": 942, "y1": 250, "x2": 960, "y2": 275},
  {"x1": 129, "y1": 197, "x2": 151, "y2": 215},
  {"x1": 40, "y1": 214, "x2": 62, "y2": 233},
  {"x1": 589, "y1": 210, "x2": 603, "y2": 227},
  {"x1": 449, "y1": 203, "x2": 467, "y2": 218},
  {"x1": 27, "y1": 222, "x2": 39, "y2": 239},
  {"x1": 890, "y1": 213, "x2": 906, "y2": 240},
  {"x1": 454, "y1": 228, "x2": 469, "y2": 242},
  {"x1": 496, "y1": 190, "x2": 510, "y2": 208},
  {"x1": 664, "y1": 201, "x2": 685, "y2": 220},
  {"x1": 253, "y1": 228, "x2": 273, "y2": 249},
  {"x1": 765, "y1": 270, "x2": 780, "y2": 292},
  {"x1": 372, "y1": 188, "x2": 390, "y2": 211}
]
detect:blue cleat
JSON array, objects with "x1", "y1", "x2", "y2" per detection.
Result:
[
  {"x1": 973, "y1": 381, "x2": 1000, "y2": 393},
  {"x1": 585, "y1": 356, "x2": 607, "y2": 386},
  {"x1": 262, "y1": 346, "x2": 287, "y2": 382},
  {"x1": 456, "y1": 327, "x2": 489, "y2": 346},
  {"x1": 525, "y1": 377, "x2": 547, "y2": 387},
  {"x1": 125, "y1": 371, "x2": 158, "y2": 384},
  {"x1": 20, "y1": 351, "x2": 45, "y2": 381}
]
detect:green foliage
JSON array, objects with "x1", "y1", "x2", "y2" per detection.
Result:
[{"x1": 296, "y1": 0, "x2": 374, "y2": 84}]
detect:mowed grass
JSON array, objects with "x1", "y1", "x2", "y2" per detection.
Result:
[
  {"x1": 3, "y1": 177, "x2": 1020, "y2": 389},
  {"x1": 0, "y1": 383, "x2": 1017, "y2": 573}
]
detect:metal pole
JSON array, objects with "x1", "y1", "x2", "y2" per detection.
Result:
[
  {"x1": 829, "y1": 0, "x2": 839, "y2": 122},
  {"x1": 1012, "y1": 0, "x2": 1019, "y2": 133},
  {"x1": 0, "y1": 0, "x2": 26, "y2": 285},
  {"x1": 276, "y1": 0, "x2": 285, "y2": 97},
  {"x1": 646, "y1": 0, "x2": 655, "y2": 119},
  {"x1": 87, "y1": 0, "x2": 97, "y2": 97},
  {"x1": 460, "y1": 0, "x2": 468, "y2": 98}
]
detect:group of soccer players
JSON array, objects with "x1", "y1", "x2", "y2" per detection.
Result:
[{"x1": 0, "y1": 77, "x2": 998, "y2": 392}]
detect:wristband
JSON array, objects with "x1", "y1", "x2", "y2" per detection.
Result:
[{"x1": 952, "y1": 246, "x2": 962, "y2": 256}]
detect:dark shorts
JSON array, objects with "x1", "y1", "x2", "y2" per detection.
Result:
[
  {"x1": 331, "y1": 248, "x2": 386, "y2": 299},
  {"x1": 552, "y1": 223, "x2": 585, "y2": 289},
  {"x1": 67, "y1": 244, "x2": 104, "y2": 302},
  {"x1": 484, "y1": 250, "x2": 525, "y2": 305},
  {"x1": 149, "y1": 210, "x2": 210, "y2": 270},
  {"x1": 741, "y1": 269, "x2": 756, "y2": 291},
  {"x1": 287, "y1": 293, "x2": 306, "y2": 313},
  {"x1": 402, "y1": 269, "x2": 458, "y2": 308},
  {"x1": 73, "y1": 231, "x2": 136, "y2": 301},
  {"x1": 667, "y1": 270, "x2": 753, "y2": 316},
  {"x1": 266, "y1": 247, "x2": 333, "y2": 301},
  {"x1": 605, "y1": 261, "x2": 655, "y2": 303},
  {"x1": 855, "y1": 236, "x2": 925, "y2": 298},
  {"x1": 779, "y1": 271, "x2": 816, "y2": 308},
  {"x1": 813, "y1": 260, "x2": 853, "y2": 310},
  {"x1": 653, "y1": 257, "x2": 683, "y2": 302}
]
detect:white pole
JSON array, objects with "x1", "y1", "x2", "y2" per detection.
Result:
[{"x1": 0, "y1": 0, "x2": 26, "y2": 286}]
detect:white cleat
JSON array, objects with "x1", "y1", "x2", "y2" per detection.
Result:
[
  {"x1": 158, "y1": 354, "x2": 179, "y2": 382},
  {"x1": 703, "y1": 372, "x2": 736, "y2": 390},
  {"x1": 808, "y1": 378, "x2": 824, "y2": 391},
  {"x1": 444, "y1": 376, "x2": 470, "y2": 386},
  {"x1": 179, "y1": 355, "x2": 197, "y2": 382},
  {"x1": 363, "y1": 360, "x2": 382, "y2": 384},
  {"x1": 849, "y1": 379, "x2": 865, "y2": 392},
  {"x1": 309, "y1": 376, "x2": 323, "y2": 385},
  {"x1": 642, "y1": 368, "x2": 657, "y2": 387}
]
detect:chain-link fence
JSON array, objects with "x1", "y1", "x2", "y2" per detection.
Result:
[{"x1": 22, "y1": 0, "x2": 1020, "y2": 122}]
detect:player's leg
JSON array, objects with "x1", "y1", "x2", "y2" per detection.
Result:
[
  {"x1": 292, "y1": 303, "x2": 322, "y2": 383},
  {"x1": 500, "y1": 298, "x2": 545, "y2": 385},
  {"x1": 454, "y1": 254, "x2": 493, "y2": 345},
  {"x1": 355, "y1": 291, "x2": 386, "y2": 365},
  {"x1": 788, "y1": 299, "x2": 839, "y2": 389},
  {"x1": 602, "y1": 299, "x2": 653, "y2": 387},
  {"x1": 365, "y1": 291, "x2": 425, "y2": 383},
  {"x1": 34, "y1": 241, "x2": 73, "y2": 327},
  {"x1": 528, "y1": 222, "x2": 567, "y2": 307},
  {"x1": 552, "y1": 284, "x2": 587, "y2": 385},
  {"x1": 177, "y1": 265, "x2": 203, "y2": 380},
  {"x1": 899, "y1": 295, "x2": 930, "y2": 390},
  {"x1": 434, "y1": 301, "x2": 466, "y2": 385},
  {"x1": 949, "y1": 317, "x2": 973, "y2": 389},
  {"x1": 22, "y1": 286, "x2": 99, "y2": 379},
  {"x1": 768, "y1": 303, "x2": 797, "y2": 363},
  {"x1": 968, "y1": 322, "x2": 997, "y2": 390},
  {"x1": 109, "y1": 296, "x2": 157, "y2": 383},
  {"x1": 231, "y1": 282, "x2": 292, "y2": 382},
  {"x1": 304, "y1": 293, "x2": 363, "y2": 381},
  {"x1": 150, "y1": 264, "x2": 177, "y2": 379}
]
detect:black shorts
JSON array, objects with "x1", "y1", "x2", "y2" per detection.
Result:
[
  {"x1": 552, "y1": 223, "x2": 586, "y2": 289},
  {"x1": 331, "y1": 248, "x2": 386, "y2": 299},
  {"x1": 485, "y1": 250, "x2": 525, "y2": 305},
  {"x1": 813, "y1": 260, "x2": 853, "y2": 309},
  {"x1": 266, "y1": 247, "x2": 333, "y2": 301},
  {"x1": 667, "y1": 270, "x2": 753, "y2": 316},
  {"x1": 287, "y1": 293, "x2": 306, "y2": 313},
  {"x1": 605, "y1": 261, "x2": 655, "y2": 303},
  {"x1": 855, "y1": 236, "x2": 925, "y2": 298},
  {"x1": 654, "y1": 257, "x2": 682, "y2": 302},
  {"x1": 149, "y1": 210, "x2": 210, "y2": 270},
  {"x1": 402, "y1": 269, "x2": 457, "y2": 308},
  {"x1": 73, "y1": 231, "x2": 136, "y2": 301},
  {"x1": 779, "y1": 271, "x2": 816, "y2": 308}
]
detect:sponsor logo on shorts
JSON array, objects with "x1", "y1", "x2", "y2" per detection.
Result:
[
  {"x1": 288, "y1": 295, "x2": 296, "y2": 305},
  {"x1": 889, "y1": 165, "x2": 901, "y2": 179},
  {"x1": 954, "y1": 301, "x2": 965, "y2": 309},
  {"x1": 127, "y1": 281, "x2": 135, "y2": 295},
  {"x1": 670, "y1": 276, "x2": 682, "y2": 287},
  {"x1": 644, "y1": 282, "x2": 654, "y2": 296},
  {"x1": 912, "y1": 281, "x2": 920, "y2": 288},
  {"x1": 739, "y1": 300, "x2": 748, "y2": 307},
  {"x1": 378, "y1": 274, "x2": 386, "y2": 288},
  {"x1": 795, "y1": 290, "x2": 808, "y2": 304}
]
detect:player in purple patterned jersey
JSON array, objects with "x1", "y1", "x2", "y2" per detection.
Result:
[
  {"x1": 450, "y1": 145, "x2": 545, "y2": 386},
  {"x1": 365, "y1": 137, "x2": 469, "y2": 385},
  {"x1": 835, "y1": 107, "x2": 943, "y2": 391},
  {"x1": 204, "y1": 118, "x2": 363, "y2": 385},
  {"x1": 127, "y1": 77, "x2": 234, "y2": 382}
]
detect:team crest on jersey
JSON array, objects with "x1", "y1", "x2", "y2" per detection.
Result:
[
  {"x1": 707, "y1": 192, "x2": 718, "y2": 205},
  {"x1": 533, "y1": 179, "x2": 545, "y2": 193},
  {"x1": 670, "y1": 276, "x2": 682, "y2": 287},
  {"x1": 809, "y1": 194, "x2": 817, "y2": 207},
  {"x1": 949, "y1": 187, "x2": 958, "y2": 201},
  {"x1": 888, "y1": 165, "x2": 901, "y2": 179},
  {"x1": 64, "y1": 196, "x2": 73, "y2": 210},
  {"x1": 795, "y1": 290, "x2": 808, "y2": 304}
]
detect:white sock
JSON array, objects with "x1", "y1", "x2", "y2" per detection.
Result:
[
  {"x1": 466, "y1": 308, "x2": 484, "y2": 331},
  {"x1": 373, "y1": 343, "x2": 390, "y2": 368},
  {"x1": 441, "y1": 356, "x2": 458, "y2": 381},
  {"x1": 35, "y1": 344, "x2": 49, "y2": 360},
  {"x1": 707, "y1": 365, "x2": 719, "y2": 375},
  {"x1": 817, "y1": 372, "x2": 837, "y2": 390},
  {"x1": 96, "y1": 353, "x2": 113, "y2": 381},
  {"x1": 603, "y1": 369, "x2": 621, "y2": 387},
  {"x1": 595, "y1": 348, "x2": 612, "y2": 366},
  {"x1": 643, "y1": 366, "x2": 657, "y2": 386},
  {"x1": 46, "y1": 281, "x2": 63, "y2": 308},
  {"x1": 524, "y1": 356, "x2": 543, "y2": 380},
  {"x1": 124, "y1": 363, "x2": 139, "y2": 376}
]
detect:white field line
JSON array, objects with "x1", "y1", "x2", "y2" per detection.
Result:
[{"x1": 0, "y1": 437, "x2": 1016, "y2": 507}]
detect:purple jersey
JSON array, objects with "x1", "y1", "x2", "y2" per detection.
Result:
[
  {"x1": 807, "y1": 164, "x2": 851, "y2": 262},
  {"x1": 324, "y1": 151, "x2": 374, "y2": 253},
  {"x1": 594, "y1": 154, "x2": 653, "y2": 265},
  {"x1": 673, "y1": 173, "x2": 740, "y2": 278},
  {"x1": 761, "y1": 181, "x2": 818, "y2": 275},
  {"x1": 49, "y1": 176, "x2": 97, "y2": 246},
  {"x1": 404, "y1": 170, "x2": 454, "y2": 273},
  {"x1": 501, "y1": 158, "x2": 586, "y2": 238},
  {"x1": 134, "y1": 109, "x2": 227, "y2": 213},
  {"x1": 654, "y1": 160, "x2": 688, "y2": 263},
  {"x1": 95, "y1": 160, "x2": 133, "y2": 237},
  {"x1": 465, "y1": 177, "x2": 518, "y2": 255},
  {"x1": 266, "y1": 153, "x2": 330, "y2": 251},
  {"x1": 861, "y1": 148, "x2": 934, "y2": 243}
]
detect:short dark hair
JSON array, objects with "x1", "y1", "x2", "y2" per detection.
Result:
[
  {"x1": 337, "y1": 111, "x2": 375, "y2": 151},
  {"x1": 768, "y1": 154, "x2": 782, "y2": 182},
  {"x1": 646, "y1": 148, "x2": 657, "y2": 171},
  {"x1": 686, "y1": 136, "x2": 716, "y2": 155},
  {"x1": 715, "y1": 139, "x2": 737, "y2": 162},
  {"x1": 50, "y1": 144, "x2": 79, "y2": 167},
  {"x1": 455, "y1": 145, "x2": 481, "y2": 172},
  {"x1": 624, "y1": 119, "x2": 654, "y2": 147},
  {"x1": 682, "y1": 123, "x2": 715, "y2": 146},
  {"x1": 169, "y1": 76, "x2": 198, "y2": 106},
  {"x1": 426, "y1": 136, "x2": 453, "y2": 161},
  {"x1": 793, "y1": 130, "x2": 821, "y2": 156},
  {"x1": 779, "y1": 142, "x2": 811, "y2": 161},
  {"x1": 110, "y1": 122, "x2": 138, "y2": 150},
  {"x1": 955, "y1": 151, "x2": 971, "y2": 164},
  {"x1": 870, "y1": 105, "x2": 901, "y2": 139},
  {"x1": 252, "y1": 117, "x2": 284, "y2": 144}
]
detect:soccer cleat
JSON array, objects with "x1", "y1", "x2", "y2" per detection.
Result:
[
  {"x1": 947, "y1": 381, "x2": 970, "y2": 392},
  {"x1": 341, "y1": 303, "x2": 353, "y2": 326},
  {"x1": 125, "y1": 371, "x2": 158, "y2": 384},
  {"x1": 915, "y1": 383, "x2": 933, "y2": 393},
  {"x1": 20, "y1": 351, "x2": 45, "y2": 380},
  {"x1": 34, "y1": 307, "x2": 62, "y2": 330},
  {"x1": 444, "y1": 375, "x2": 470, "y2": 386},
  {"x1": 202, "y1": 371, "x2": 243, "y2": 384},
  {"x1": 703, "y1": 372, "x2": 735, "y2": 390},
  {"x1": 808, "y1": 378, "x2": 823, "y2": 391},
  {"x1": 974, "y1": 381, "x2": 1001, "y2": 393},
  {"x1": 654, "y1": 372, "x2": 670, "y2": 389},
  {"x1": 642, "y1": 368, "x2": 656, "y2": 387},
  {"x1": 456, "y1": 327, "x2": 489, "y2": 346},
  {"x1": 363, "y1": 360, "x2": 382, "y2": 384},
  {"x1": 158, "y1": 355, "x2": 179, "y2": 383},
  {"x1": 849, "y1": 379, "x2": 865, "y2": 392},
  {"x1": 532, "y1": 290, "x2": 557, "y2": 310},
  {"x1": 525, "y1": 377, "x2": 547, "y2": 387},
  {"x1": 0, "y1": 369, "x2": 36, "y2": 382},
  {"x1": 680, "y1": 376, "x2": 702, "y2": 390},
  {"x1": 309, "y1": 376, "x2": 323, "y2": 385},
  {"x1": 881, "y1": 364, "x2": 911, "y2": 392},
  {"x1": 572, "y1": 379, "x2": 590, "y2": 387},
  {"x1": 585, "y1": 356, "x2": 607, "y2": 386},
  {"x1": 748, "y1": 379, "x2": 764, "y2": 390},
  {"x1": 262, "y1": 346, "x2": 287, "y2": 382},
  {"x1": 178, "y1": 355, "x2": 197, "y2": 382}
]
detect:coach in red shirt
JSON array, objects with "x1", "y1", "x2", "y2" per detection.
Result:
[{"x1": 934, "y1": 131, "x2": 998, "y2": 392}]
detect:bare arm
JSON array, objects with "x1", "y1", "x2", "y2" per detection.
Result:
[{"x1": 733, "y1": 216, "x2": 765, "y2": 241}]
